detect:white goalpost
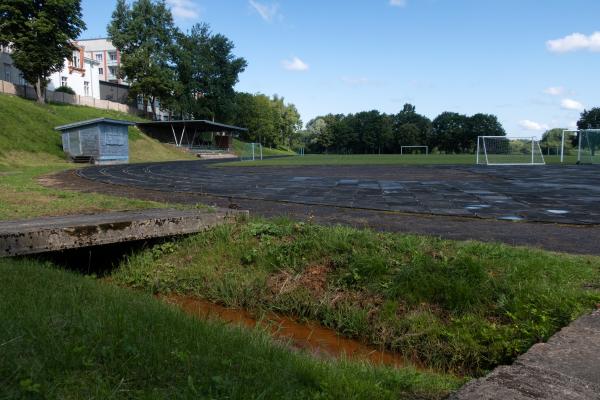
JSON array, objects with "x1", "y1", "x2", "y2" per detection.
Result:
[
  {"x1": 239, "y1": 142, "x2": 263, "y2": 161},
  {"x1": 561, "y1": 129, "x2": 600, "y2": 164},
  {"x1": 400, "y1": 145, "x2": 428, "y2": 155},
  {"x1": 476, "y1": 136, "x2": 545, "y2": 165}
]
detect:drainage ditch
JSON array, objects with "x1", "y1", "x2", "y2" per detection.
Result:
[{"x1": 23, "y1": 240, "x2": 415, "y2": 370}]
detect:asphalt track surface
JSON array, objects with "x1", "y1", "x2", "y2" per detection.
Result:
[
  {"x1": 77, "y1": 161, "x2": 600, "y2": 225},
  {"x1": 45, "y1": 160, "x2": 600, "y2": 255}
]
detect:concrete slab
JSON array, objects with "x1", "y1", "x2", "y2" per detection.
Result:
[
  {"x1": 0, "y1": 208, "x2": 246, "y2": 257},
  {"x1": 451, "y1": 310, "x2": 600, "y2": 400}
]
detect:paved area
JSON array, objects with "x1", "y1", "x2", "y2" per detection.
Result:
[
  {"x1": 76, "y1": 161, "x2": 600, "y2": 224},
  {"x1": 0, "y1": 208, "x2": 244, "y2": 256},
  {"x1": 451, "y1": 309, "x2": 600, "y2": 400}
]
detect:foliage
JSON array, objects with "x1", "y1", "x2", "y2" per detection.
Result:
[
  {"x1": 113, "y1": 218, "x2": 600, "y2": 375},
  {"x1": 0, "y1": 0, "x2": 86, "y2": 103},
  {"x1": 54, "y1": 85, "x2": 75, "y2": 95},
  {"x1": 304, "y1": 104, "x2": 505, "y2": 154},
  {"x1": 173, "y1": 24, "x2": 247, "y2": 121},
  {"x1": 231, "y1": 92, "x2": 303, "y2": 148},
  {"x1": 0, "y1": 258, "x2": 461, "y2": 399},
  {"x1": 577, "y1": 107, "x2": 600, "y2": 130},
  {"x1": 108, "y1": 0, "x2": 178, "y2": 120},
  {"x1": 541, "y1": 128, "x2": 571, "y2": 155}
]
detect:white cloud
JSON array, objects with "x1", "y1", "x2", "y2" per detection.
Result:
[
  {"x1": 249, "y1": 0, "x2": 279, "y2": 22},
  {"x1": 561, "y1": 98, "x2": 584, "y2": 111},
  {"x1": 282, "y1": 56, "x2": 309, "y2": 71},
  {"x1": 546, "y1": 32, "x2": 600, "y2": 53},
  {"x1": 389, "y1": 0, "x2": 407, "y2": 7},
  {"x1": 519, "y1": 120, "x2": 549, "y2": 132},
  {"x1": 544, "y1": 86, "x2": 564, "y2": 96},
  {"x1": 166, "y1": 0, "x2": 200, "y2": 19}
]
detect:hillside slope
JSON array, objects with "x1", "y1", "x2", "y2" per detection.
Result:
[{"x1": 0, "y1": 94, "x2": 194, "y2": 167}]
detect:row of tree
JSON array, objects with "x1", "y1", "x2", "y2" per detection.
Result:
[{"x1": 303, "y1": 104, "x2": 506, "y2": 154}]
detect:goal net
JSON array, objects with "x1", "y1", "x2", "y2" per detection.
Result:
[
  {"x1": 401, "y1": 145, "x2": 428, "y2": 155},
  {"x1": 239, "y1": 142, "x2": 263, "y2": 161},
  {"x1": 477, "y1": 136, "x2": 545, "y2": 165},
  {"x1": 577, "y1": 129, "x2": 600, "y2": 164}
]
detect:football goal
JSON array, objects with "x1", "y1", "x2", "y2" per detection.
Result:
[
  {"x1": 239, "y1": 142, "x2": 263, "y2": 161},
  {"x1": 476, "y1": 136, "x2": 545, "y2": 165},
  {"x1": 400, "y1": 145, "x2": 428, "y2": 155},
  {"x1": 561, "y1": 129, "x2": 600, "y2": 164}
]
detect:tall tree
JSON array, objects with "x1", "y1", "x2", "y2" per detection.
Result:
[
  {"x1": 108, "y1": 0, "x2": 177, "y2": 120},
  {"x1": 174, "y1": 24, "x2": 246, "y2": 121},
  {"x1": 577, "y1": 108, "x2": 600, "y2": 130},
  {"x1": 0, "y1": 0, "x2": 86, "y2": 103}
]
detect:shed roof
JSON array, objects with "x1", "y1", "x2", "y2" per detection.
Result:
[
  {"x1": 136, "y1": 120, "x2": 248, "y2": 133},
  {"x1": 54, "y1": 118, "x2": 136, "y2": 131}
]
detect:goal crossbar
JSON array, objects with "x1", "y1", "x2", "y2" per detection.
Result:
[
  {"x1": 477, "y1": 136, "x2": 545, "y2": 165},
  {"x1": 400, "y1": 145, "x2": 428, "y2": 155}
]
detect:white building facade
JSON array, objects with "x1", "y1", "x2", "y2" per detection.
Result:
[{"x1": 47, "y1": 46, "x2": 101, "y2": 99}]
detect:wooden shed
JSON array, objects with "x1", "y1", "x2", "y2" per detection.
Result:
[{"x1": 54, "y1": 118, "x2": 134, "y2": 164}]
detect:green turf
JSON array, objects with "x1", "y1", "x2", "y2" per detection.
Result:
[
  {"x1": 112, "y1": 218, "x2": 600, "y2": 375},
  {"x1": 0, "y1": 258, "x2": 462, "y2": 399},
  {"x1": 0, "y1": 93, "x2": 194, "y2": 167},
  {"x1": 232, "y1": 139, "x2": 296, "y2": 158},
  {"x1": 219, "y1": 154, "x2": 579, "y2": 167}
]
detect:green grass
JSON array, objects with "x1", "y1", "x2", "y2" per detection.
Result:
[
  {"x1": 232, "y1": 139, "x2": 296, "y2": 158},
  {"x1": 112, "y1": 218, "x2": 600, "y2": 375},
  {"x1": 220, "y1": 154, "x2": 579, "y2": 167},
  {"x1": 0, "y1": 258, "x2": 462, "y2": 399},
  {"x1": 0, "y1": 93, "x2": 194, "y2": 167},
  {"x1": 0, "y1": 93, "x2": 196, "y2": 220},
  {"x1": 0, "y1": 165, "x2": 171, "y2": 220}
]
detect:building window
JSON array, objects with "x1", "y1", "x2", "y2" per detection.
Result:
[
  {"x1": 72, "y1": 52, "x2": 80, "y2": 68},
  {"x1": 95, "y1": 53, "x2": 103, "y2": 61},
  {"x1": 61, "y1": 76, "x2": 67, "y2": 87},
  {"x1": 18, "y1": 73, "x2": 25, "y2": 85},
  {"x1": 108, "y1": 66, "x2": 117, "y2": 78},
  {"x1": 98, "y1": 67, "x2": 103, "y2": 75},
  {"x1": 84, "y1": 81, "x2": 90, "y2": 96},
  {"x1": 108, "y1": 51, "x2": 117, "y2": 61}
]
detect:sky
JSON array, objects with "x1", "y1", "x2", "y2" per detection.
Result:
[{"x1": 79, "y1": 0, "x2": 600, "y2": 137}]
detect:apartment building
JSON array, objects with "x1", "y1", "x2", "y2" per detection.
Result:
[
  {"x1": 47, "y1": 46, "x2": 101, "y2": 99},
  {"x1": 77, "y1": 38, "x2": 125, "y2": 85},
  {"x1": 1, "y1": 44, "x2": 101, "y2": 99}
]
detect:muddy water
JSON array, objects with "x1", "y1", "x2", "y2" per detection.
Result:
[{"x1": 163, "y1": 295, "x2": 410, "y2": 369}]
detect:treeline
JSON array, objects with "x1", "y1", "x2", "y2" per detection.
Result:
[{"x1": 304, "y1": 104, "x2": 506, "y2": 154}]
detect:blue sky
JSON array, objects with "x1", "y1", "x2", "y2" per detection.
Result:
[{"x1": 80, "y1": 0, "x2": 600, "y2": 136}]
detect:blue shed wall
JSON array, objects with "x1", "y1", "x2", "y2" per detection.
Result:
[
  {"x1": 60, "y1": 123, "x2": 129, "y2": 164},
  {"x1": 97, "y1": 123, "x2": 129, "y2": 163}
]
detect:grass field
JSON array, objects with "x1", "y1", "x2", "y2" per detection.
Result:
[
  {"x1": 111, "y1": 218, "x2": 600, "y2": 376},
  {"x1": 220, "y1": 153, "x2": 579, "y2": 167},
  {"x1": 0, "y1": 94, "x2": 196, "y2": 219},
  {"x1": 0, "y1": 258, "x2": 462, "y2": 399}
]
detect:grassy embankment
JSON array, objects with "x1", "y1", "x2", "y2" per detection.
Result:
[
  {"x1": 0, "y1": 258, "x2": 462, "y2": 399},
  {"x1": 112, "y1": 218, "x2": 600, "y2": 376},
  {"x1": 0, "y1": 93, "x2": 195, "y2": 219},
  {"x1": 221, "y1": 153, "x2": 578, "y2": 167}
]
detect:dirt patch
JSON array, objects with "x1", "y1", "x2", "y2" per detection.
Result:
[{"x1": 268, "y1": 264, "x2": 331, "y2": 298}]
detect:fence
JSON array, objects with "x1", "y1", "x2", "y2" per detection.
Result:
[{"x1": 0, "y1": 79, "x2": 138, "y2": 115}]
